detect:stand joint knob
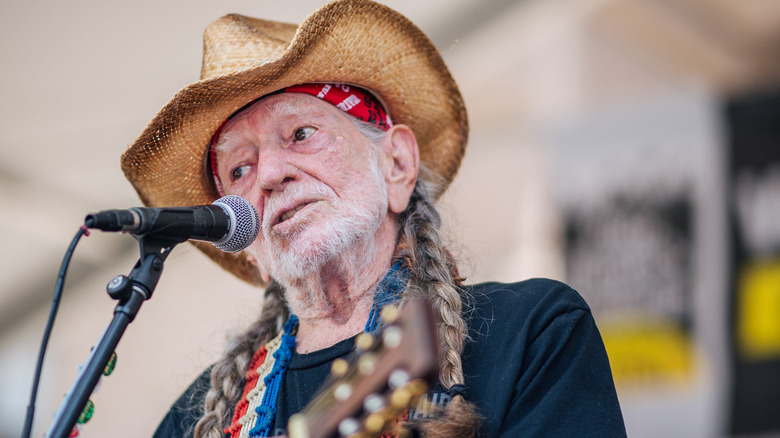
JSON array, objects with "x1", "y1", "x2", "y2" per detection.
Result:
[{"x1": 106, "y1": 275, "x2": 132, "y2": 301}]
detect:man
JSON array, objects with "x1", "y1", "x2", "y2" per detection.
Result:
[{"x1": 121, "y1": 0, "x2": 626, "y2": 437}]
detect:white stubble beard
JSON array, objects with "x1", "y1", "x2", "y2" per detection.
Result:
[{"x1": 246, "y1": 153, "x2": 389, "y2": 289}]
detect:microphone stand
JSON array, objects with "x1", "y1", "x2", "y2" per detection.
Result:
[{"x1": 46, "y1": 235, "x2": 179, "y2": 438}]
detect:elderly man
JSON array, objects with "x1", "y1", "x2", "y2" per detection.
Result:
[{"x1": 121, "y1": 1, "x2": 626, "y2": 437}]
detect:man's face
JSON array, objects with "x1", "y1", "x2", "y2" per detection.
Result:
[{"x1": 214, "y1": 93, "x2": 390, "y2": 282}]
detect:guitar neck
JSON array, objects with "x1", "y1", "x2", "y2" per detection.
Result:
[{"x1": 288, "y1": 299, "x2": 440, "y2": 438}]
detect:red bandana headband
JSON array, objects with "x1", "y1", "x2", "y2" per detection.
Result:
[
  {"x1": 210, "y1": 83, "x2": 392, "y2": 195},
  {"x1": 284, "y1": 83, "x2": 392, "y2": 131}
]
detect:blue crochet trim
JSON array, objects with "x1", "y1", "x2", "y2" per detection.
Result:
[
  {"x1": 249, "y1": 315, "x2": 298, "y2": 437},
  {"x1": 365, "y1": 259, "x2": 409, "y2": 333}
]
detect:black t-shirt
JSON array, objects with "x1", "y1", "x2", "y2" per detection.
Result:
[{"x1": 153, "y1": 279, "x2": 627, "y2": 437}]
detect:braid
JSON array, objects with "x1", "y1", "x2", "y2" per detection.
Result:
[
  {"x1": 193, "y1": 282, "x2": 288, "y2": 438},
  {"x1": 397, "y1": 169, "x2": 482, "y2": 437}
]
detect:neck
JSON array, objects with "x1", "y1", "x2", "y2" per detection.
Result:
[{"x1": 281, "y1": 218, "x2": 399, "y2": 354}]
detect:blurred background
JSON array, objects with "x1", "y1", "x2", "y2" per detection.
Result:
[{"x1": 2, "y1": 0, "x2": 780, "y2": 436}]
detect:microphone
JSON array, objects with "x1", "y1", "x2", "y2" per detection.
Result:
[{"x1": 84, "y1": 195, "x2": 260, "y2": 252}]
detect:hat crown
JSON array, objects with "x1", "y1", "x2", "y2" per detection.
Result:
[
  {"x1": 201, "y1": 14, "x2": 297, "y2": 79},
  {"x1": 123, "y1": 0, "x2": 467, "y2": 286}
]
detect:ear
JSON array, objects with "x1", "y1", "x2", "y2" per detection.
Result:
[{"x1": 383, "y1": 124, "x2": 420, "y2": 214}]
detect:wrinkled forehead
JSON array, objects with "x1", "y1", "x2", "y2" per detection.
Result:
[{"x1": 216, "y1": 93, "x2": 343, "y2": 147}]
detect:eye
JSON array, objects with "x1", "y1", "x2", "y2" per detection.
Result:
[
  {"x1": 293, "y1": 126, "x2": 316, "y2": 142},
  {"x1": 230, "y1": 164, "x2": 252, "y2": 181}
]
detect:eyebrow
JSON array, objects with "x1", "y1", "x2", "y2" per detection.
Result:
[
  {"x1": 267, "y1": 98, "x2": 308, "y2": 117},
  {"x1": 213, "y1": 129, "x2": 246, "y2": 154}
]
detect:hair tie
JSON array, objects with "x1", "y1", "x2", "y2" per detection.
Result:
[{"x1": 448, "y1": 384, "x2": 467, "y2": 399}]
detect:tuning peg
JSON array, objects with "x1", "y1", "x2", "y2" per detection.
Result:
[
  {"x1": 363, "y1": 412, "x2": 388, "y2": 435},
  {"x1": 380, "y1": 305, "x2": 400, "y2": 324},
  {"x1": 357, "y1": 353, "x2": 377, "y2": 375},
  {"x1": 406, "y1": 379, "x2": 428, "y2": 397},
  {"x1": 355, "y1": 333, "x2": 374, "y2": 351},
  {"x1": 334, "y1": 383, "x2": 353, "y2": 402},
  {"x1": 382, "y1": 326, "x2": 402, "y2": 349},
  {"x1": 331, "y1": 358, "x2": 349, "y2": 377},
  {"x1": 286, "y1": 414, "x2": 309, "y2": 438},
  {"x1": 363, "y1": 393, "x2": 386, "y2": 413},
  {"x1": 389, "y1": 388, "x2": 412, "y2": 409},
  {"x1": 390, "y1": 380, "x2": 428, "y2": 410},
  {"x1": 338, "y1": 417, "x2": 360, "y2": 437},
  {"x1": 388, "y1": 369, "x2": 410, "y2": 389}
]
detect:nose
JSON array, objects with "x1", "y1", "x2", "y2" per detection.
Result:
[{"x1": 256, "y1": 146, "x2": 297, "y2": 198}]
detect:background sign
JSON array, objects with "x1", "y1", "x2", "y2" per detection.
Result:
[{"x1": 727, "y1": 91, "x2": 780, "y2": 434}]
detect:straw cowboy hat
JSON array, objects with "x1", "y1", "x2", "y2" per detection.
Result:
[{"x1": 121, "y1": 0, "x2": 467, "y2": 285}]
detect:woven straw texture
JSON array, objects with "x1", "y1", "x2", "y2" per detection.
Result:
[{"x1": 121, "y1": 0, "x2": 467, "y2": 285}]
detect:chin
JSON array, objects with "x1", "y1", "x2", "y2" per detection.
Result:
[
  {"x1": 258, "y1": 233, "x2": 347, "y2": 284},
  {"x1": 264, "y1": 225, "x2": 379, "y2": 286}
]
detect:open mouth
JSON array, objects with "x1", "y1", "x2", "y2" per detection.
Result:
[{"x1": 277, "y1": 202, "x2": 312, "y2": 224}]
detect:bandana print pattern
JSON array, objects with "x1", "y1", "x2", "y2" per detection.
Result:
[{"x1": 284, "y1": 83, "x2": 392, "y2": 131}]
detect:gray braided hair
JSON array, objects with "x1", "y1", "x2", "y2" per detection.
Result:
[{"x1": 395, "y1": 167, "x2": 482, "y2": 437}]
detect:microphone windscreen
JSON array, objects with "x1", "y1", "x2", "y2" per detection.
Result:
[{"x1": 212, "y1": 195, "x2": 260, "y2": 252}]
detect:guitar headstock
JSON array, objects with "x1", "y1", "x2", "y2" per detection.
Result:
[{"x1": 288, "y1": 299, "x2": 440, "y2": 438}]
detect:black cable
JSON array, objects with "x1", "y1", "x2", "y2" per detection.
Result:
[{"x1": 21, "y1": 225, "x2": 89, "y2": 438}]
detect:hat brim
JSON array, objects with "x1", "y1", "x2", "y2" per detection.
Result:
[{"x1": 121, "y1": 0, "x2": 467, "y2": 286}]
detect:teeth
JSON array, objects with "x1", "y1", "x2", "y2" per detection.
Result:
[{"x1": 279, "y1": 204, "x2": 306, "y2": 223}]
